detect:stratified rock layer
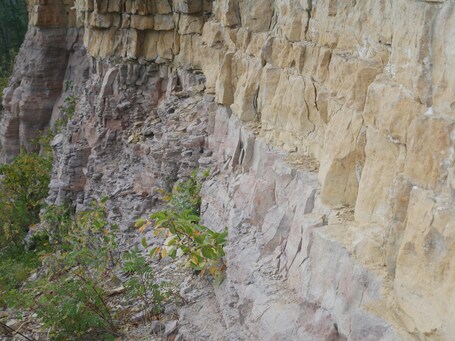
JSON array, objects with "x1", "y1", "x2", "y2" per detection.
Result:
[{"x1": 2, "y1": 0, "x2": 455, "y2": 340}]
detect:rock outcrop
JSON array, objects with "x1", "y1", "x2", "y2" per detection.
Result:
[
  {"x1": 0, "y1": 0, "x2": 82, "y2": 161},
  {"x1": 2, "y1": 0, "x2": 455, "y2": 340}
]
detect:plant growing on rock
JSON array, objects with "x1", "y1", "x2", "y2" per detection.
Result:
[
  {"x1": 54, "y1": 81, "x2": 76, "y2": 132},
  {"x1": 137, "y1": 170, "x2": 228, "y2": 283},
  {"x1": 39, "y1": 203, "x2": 73, "y2": 245},
  {"x1": 0, "y1": 49, "x2": 18, "y2": 107},
  {"x1": 0, "y1": 243, "x2": 48, "y2": 308},
  {"x1": 28, "y1": 198, "x2": 121, "y2": 339},
  {"x1": 149, "y1": 209, "x2": 227, "y2": 278},
  {"x1": 0, "y1": 86, "x2": 75, "y2": 248},
  {"x1": 4, "y1": 198, "x2": 174, "y2": 339},
  {"x1": 32, "y1": 273, "x2": 118, "y2": 340},
  {"x1": 0, "y1": 149, "x2": 52, "y2": 246},
  {"x1": 123, "y1": 247, "x2": 169, "y2": 321}
]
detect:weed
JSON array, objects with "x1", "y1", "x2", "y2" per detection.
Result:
[
  {"x1": 55, "y1": 82, "x2": 76, "y2": 133},
  {"x1": 0, "y1": 244, "x2": 48, "y2": 308},
  {"x1": 123, "y1": 248, "x2": 169, "y2": 321},
  {"x1": 137, "y1": 170, "x2": 228, "y2": 283},
  {"x1": 3, "y1": 199, "x2": 172, "y2": 339},
  {"x1": 27, "y1": 199, "x2": 120, "y2": 339},
  {"x1": 0, "y1": 149, "x2": 52, "y2": 246}
]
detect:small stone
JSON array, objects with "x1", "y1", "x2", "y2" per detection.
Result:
[
  {"x1": 29, "y1": 272, "x2": 38, "y2": 281},
  {"x1": 149, "y1": 320, "x2": 165, "y2": 334},
  {"x1": 6, "y1": 319, "x2": 21, "y2": 329},
  {"x1": 107, "y1": 286, "x2": 125, "y2": 296},
  {"x1": 51, "y1": 133, "x2": 64, "y2": 147},
  {"x1": 174, "y1": 333, "x2": 184, "y2": 341},
  {"x1": 203, "y1": 94, "x2": 215, "y2": 103},
  {"x1": 180, "y1": 284, "x2": 192, "y2": 296},
  {"x1": 164, "y1": 303, "x2": 177, "y2": 315},
  {"x1": 131, "y1": 309, "x2": 151, "y2": 323},
  {"x1": 165, "y1": 320, "x2": 178, "y2": 336}
]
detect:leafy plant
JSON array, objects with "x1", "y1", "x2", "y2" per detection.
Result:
[
  {"x1": 54, "y1": 81, "x2": 76, "y2": 132},
  {"x1": 164, "y1": 168, "x2": 209, "y2": 214},
  {"x1": 33, "y1": 274, "x2": 117, "y2": 340},
  {"x1": 123, "y1": 248, "x2": 169, "y2": 321},
  {"x1": 40, "y1": 203, "x2": 73, "y2": 245},
  {"x1": 8, "y1": 199, "x2": 122, "y2": 339},
  {"x1": 0, "y1": 149, "x2": 52, "y2": 246},
  {"x1": 0, "y1": 0, "x2": 27, "y2": 78},
  {"x1": 151, "y1": 210, "x2": 227, "y2": 278},
  {"x1": 70, "y1": 197, "x2": 121, "y2": 270},
  {"x1": 4, "y1": 198, "x2": 175, "y2": 339},
  {"x1": 0, "y1": 82, "x2": 78, "y2": 248},
  {"x1": 0, "y1": 243, "x2": 48, "y2": 308},
  {"x1": 0, "y1": 0, "x2": 28, "y2": 106},
  {"x1": 137, "y1": 170, "x2": 228, "y2": 282}
]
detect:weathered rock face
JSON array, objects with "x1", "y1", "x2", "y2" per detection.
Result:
[
  {"x1": 48, "y1": 59, "x2": 212, "y2": 227},
  {"x1": 2, "y1": 0, "x2": 455, "y2": 340},
  {"x1": 0, "y1": 0, "x2": 80, "y2": 161}
]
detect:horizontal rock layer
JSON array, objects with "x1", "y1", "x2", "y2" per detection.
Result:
[{"x1": 1, "y1": 0, "x2": 455, "y2": 340}]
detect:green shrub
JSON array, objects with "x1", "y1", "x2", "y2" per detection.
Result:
[
  {"x1": 0, "y1": 244, "x2": 48, "y2": 308},
  {"x1": 0, "y1": 0, "x2": 28, "y2": 77},
  {"x1": 5, "y1": 199, "x2": 172, "y2": 339},
  {"x1": 54, "y1": 81, "x2": 76, "y2": 132},
  {"x1": 16, "y1": 199, "x2": 121, "y2": 339},
  {"x1": 138, "y1": 170, "x2": 228, "y2": 283},
  {"x1": 0, "y1": 88, "x2": 77, "y2": 247},
  {"x1": 0, "y1": 149, "x2": 52, "y2": 246},
  {"x1": 40, "y1": 203, "x2": 73, "y2": 245},
  {"x1": 165, "y1": 169, "x2": 207, "y2": 214},
  {"x1": 123, "y1": 248, "x2": 170, "y2": 321},
  {"x1": 33, "y1": 274, "x2": 117, "y2": 340}
]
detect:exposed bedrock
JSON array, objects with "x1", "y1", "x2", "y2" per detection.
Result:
[
  {"x1": 0, "y1": 0, "x2": 83, "y2": 161},
  {"x1": 2, "y1": 0, "x2": 455, "y2": 340},
  {"x1": 0, "y1": 27, "x2": 71, "y2": 160}
]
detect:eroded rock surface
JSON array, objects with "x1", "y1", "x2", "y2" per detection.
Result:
[{"x1": 2, "y1": 0, "x2": 455, "y2": 340}]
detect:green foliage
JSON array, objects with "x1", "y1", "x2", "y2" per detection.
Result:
[
  {"x1": 138, "y1": 170, "x2": 228, "y2": 281},
  {"x1": 15, "y1": 199, "x2": 121, "y2": 339},
  {"x1": 0, "y1": 85, "x2": 78, "y2": 247},
  {"x1": 0, "y1": 0, "x2": 27, "y2": 79},
  {"x1": 3, "y1": 199, "x2": 172, "y2": 339},
  {"x1": 0, "y1": 149, "x2": 53, "y2": 246},
  {"x1": 34, "y1": 275, "x2": 117, "y2": 341},
  {"x1": 123, "y1": 248, "x2": 169, "y2": 321},
  {"x1": 40, "y1": 203, "x2": 73, "y2": 245},
  {"x1": 49, "y1": 198, "x2": 120, "y2": 272},
  {"x1": 0, "y1": 49, "x2": 16, "y2": 101},
  {"x1": 0, "y1": 0, "x2": 27, "y2": 105},
  {"x1": 0, "y1": 244, "x2": 48, "y2": 308},
  {"x1": 54, "y1": 81, "x2": 77, "y2": 132},
  {"x1": 150, "y1": 210, "x2": 227, "y2": 278},
  {"x1": 164, "y1": 168, "x2": 210, "y2": 214}
]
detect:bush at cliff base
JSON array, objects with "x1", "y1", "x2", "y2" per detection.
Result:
[{"x1": 0, "y1": 149, "x2": 52, "y2": 247}]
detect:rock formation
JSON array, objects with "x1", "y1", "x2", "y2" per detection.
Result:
[{"x1": 2, "y1": 0, "x2": 455, "y2": 340}]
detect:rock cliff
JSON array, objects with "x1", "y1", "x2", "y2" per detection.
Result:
[{"x1": 2, "y1": 0, "x2": 455, "y2": 340}]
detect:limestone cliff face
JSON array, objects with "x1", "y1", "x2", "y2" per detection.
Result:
[
  {"x1": 2, "y1": 0, "x2": 455, "y2": 340},
  {"x1": 0, "y1": 0, "x2": 83, "y2": 161}
]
